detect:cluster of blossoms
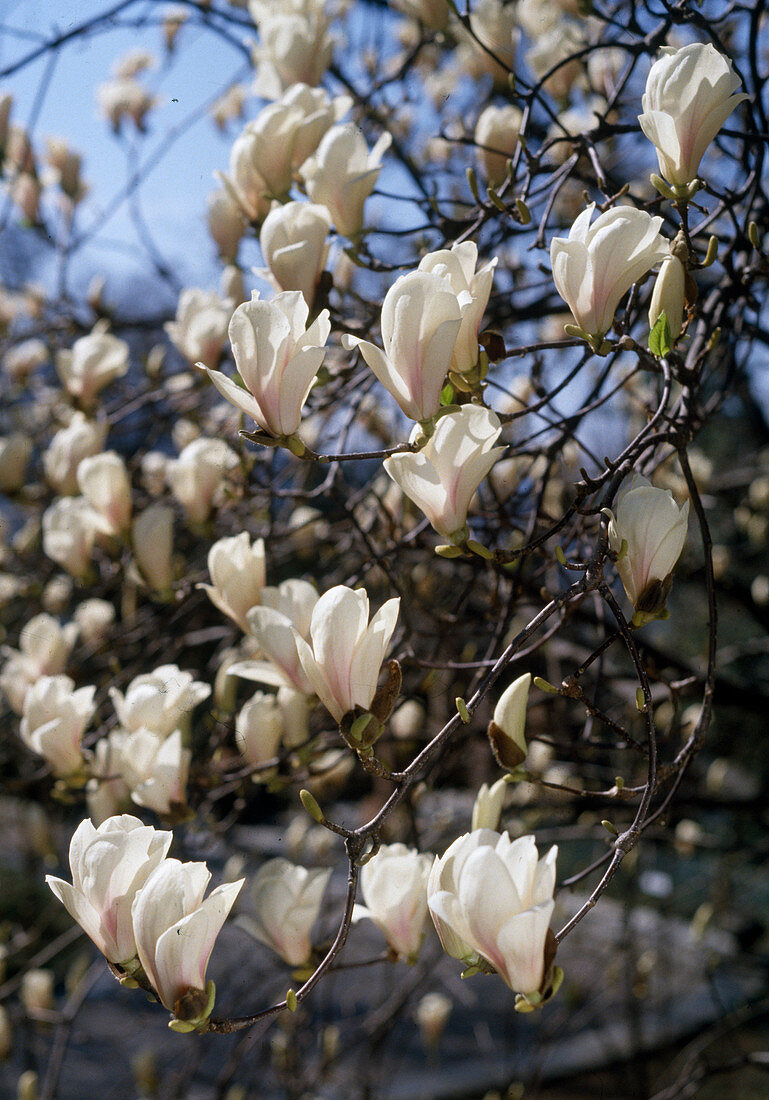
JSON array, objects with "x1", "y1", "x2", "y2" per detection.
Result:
[{"x1": 0, "y1": 0, "x2": 748, "y2": 1044}]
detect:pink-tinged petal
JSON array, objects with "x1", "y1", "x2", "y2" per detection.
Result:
[
  {"x1": 246, "y1": 606, "x2": 313, "y2": 693},
  {"x1": 347, "y1": 596, "x2": 400, "y2": 712},
  {"x1": 45, "y1": 877, "x2": 109, "y2": 956},
  {"x1": 494, "y1": 900, "x2": 555, "y2": 993},
  {"x1": 152, "y1": 880, "x2": 243, "y2": 1009}
]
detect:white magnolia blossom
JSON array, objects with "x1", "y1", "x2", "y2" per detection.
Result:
[
  {"x1": 166, "y1": 437, "x2": 240, "y2": 525},
  {"x1": 302, "y1": 123, "x2": 392, "y2": 239},
  {"x1": 470, "y1": 777, "x2": 508, "y2": 831},
  {"x1": 77, "y1": 451, "x2": 132, "y2": 537},
  {"x1": 474, "y1": 104, "x2": 523, "y2": 187},
  {"x1": 164, "y1": 289, "x2": 232, "y2": 370},
  {"x1": 250, "y1": 0, "x2": 334, "y2": 100},
  {"x1": 198, "y1": 532, "x2": 266, "y2": 631},
  {"x1": 206, "y1": 188, "x2": 246, "y2": 262},
  {"x1": 352, "y1": 843, "x2": 433, "y2": 960},
  {"x1": 550, "y1": 204, "x2": 669, "y2": 340},
  {"x1": 235, "y1": 691, "x2": 283, "y2": 768},
  {"x1": 119, "y1": 728, "x2": 191, "y2": 816},
  {"x1": 456, "y1": 0, "x2": 518, "y2": 85},
  {"x1": 86, "y1": 730, "x2": 132, "y2": 825},
  {"x1": 132, "y1": 858, "x2": 244, "y2": 1017},
  {"x1": 525, "y1": 23, "x2": 584, "y2": 101},
  {"x1": 418, "y1": 242, "x2": 497, "y2": 375},
  {"x1": 235, "y1": 103, "x2": 304, "y2": 200},
  {"x1": 20, "y1": 674, "x2": 96, "y2": 777},
  {"x1": 639, "y1": 43, "x2": 747, "y2": 188},
  {"x1": 259, "y1": 201, "x2": 331, "y2": 307},
  {"x1": 43, "y1": 413, "x2": 108, "y2": 495},
  {"x1": 384, "y1": 405, "x2": 505, "y2": 539},
  {"x1": 110, "y1": 664, "x2": 210, "y2": 738},
  {"x1": 243, "y1": 857, "x2": 331, "y2": 966},
  {"x1": 281, "y1": 83, "x2": 352, "y2": 169},
  {"x1": 0, "y1": 432, "x2": 32, "y2": 493},
  {"x1": 489, "y1": 672, "x2": 531, "y2": 769},
  {"x1": 74, "y1": 598, "x2": 115, "y2": 648},
  {"x1": 427, "y1": 830, "x2": 557, "y2": 994},
  {"x1": 649, "y1": 254, "x2": 686, "y2": 341},
  {"x1": 42, "y1": 496, "x2": 100, "y2": 579},
  {"x1": 45, "y1": 137, "x2": 87, "y2": 203},
  {"x1": 131, "y1": 505, "x2": 175, "y2": 594},
  {"x1": 204, "y1": 291, "x2": 329, "y2": 439},
  {"x1": 96, "y1": 77, "x2": 158, "y2": 132},
  {"x1": 293, "y1": 585, "x2": 400, "y2": 723},
  {"x1": 235, "y1": 579, "x2": 320, "y2": 693},
  {"x1": 218, "y1": 128, "x2": 271, "y2": 223},
  {"x1": 343, "y1": 271, "x2": 461, "y2": 422},
  {"x1": 0, "y1": 613, "x2": 79, "y2": 715},
  {"x1": 46, "y1": 815, "x2": 172, "y2": 966},
  {"x1": 3, "y1": 337, "x2": 49, "y2": 381},
  {"x1": 606, "y1": 472, "x2": 689, "y2": 618},
  {"x1": 56, "y1": 331, "x2": 129, "y2": 408}
]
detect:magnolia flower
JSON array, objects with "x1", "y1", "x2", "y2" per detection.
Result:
[
  {"x1": 250, "y1": 4, "x2": 334, "y2": 100},
  {"x1": 206, "y1": 189, "x2": 246, "y2": 262},
  {"x1": 204, "y1": 291, "x2": 329, "y2": 440},
  {"x1": 97, "y1": 78, "x2": 159, "y2": 132},
  {"x1": 470, "y1": 777, "x2": 508, "y2": 831},
  {"x1": 259, "y1": 201, "x2": 331, "y2": 307},
  {"x1": 474, "y1": 104, "x2": 523, "y2": 187},
  {"x1": 606, "y1": 472, "x2": 689, "y2": 621},
  {"x1": 77, "y1": 451, "x2": 132, "y2": 537},
  {"x1": 236, "y1": 103, "x2": 304, "y2": 199},
  {"x1": 243, "y1": 857, "x2": 331, "y2": 966},
  {"x1": 648, "y1": 254, "x2": 686, "y2": 342},
  {"x1": 20, "y1": 675, "x2": 96, "y2": 777},
  {"x1": 0, "y1": 432, "x2": 32, "y2": 493},
  {"x1": 343, "y1": 272, "x2": 461, "y2": 422},
  {"x1": 86, "y1": 730, "x2": 132, "y2": 824},
  {"x1": 119, "y1": 728, "x2": 191, "y2": 816},
  {"x1": 282, "y1": 83, "x2": 352, "y2": 169},
  {"x1": 166, "y1": 437, "x2": 240, "y2": 525},
  {"x1": 198, "y1": 532, "x2": 266, "y2": 631},
  {"x1": 235, "y1": 691, "x2": 283, "y2": 768},
  {"x1": 164, "y1": 289, "x2": 232, "y2": 370},
  {"x1": 3, "y1": 337, "x2": 48, "y2": 381},
  {"x1": 56, "y1": 332, "x2": 129, "y2": 408},
  {"x1": 12, "y1": 172, "x2": 41, "y2": 222},
  {"x1": 384, "y1": 405, "x2": 505, "y2": 540},
  {"x1": 218, "y1": 128, "x2": 271, "y2": 223},
  {"x1": 639, "y1": 43, "x2": 747, "y2": 188},
  {"x1": 43, "y1": 413, "x2": 108, "y2": 495},
  {"x1": 75, "y1": 599, "x2": 115, "y2": 648},
  {"x1": 293, "y1": 585, "x2": 400, "y2": 723},
  {"x1": 525, "y1": 23, "x2": 584, "y2": 101},
  {"x1": 488, "y1": 672, "x2": 531, "y2": 769},
  {"x1": 236, "y1": 579, "x2": 320, "y2": 693},
  {"x1": 42, "y1": 497, "x2": 99, "y2": 578},
  {"x1": 550, "y1": 204, "x2": 669, "y2": 341},
  {"x1": 456, "y1": 0, "x2": 518, "y2": 86},
  {"x1": 352, "y1": 843, "x2": 433, "y2": 960},
  {"x1": 302, "y1": 124, "x2": 392, "y2": 239},
  {"x1": 110, "y1": 665, "x2": 210, "y2": 738},
  {"x1": 427, "y1": 830, "x2": 557, "y2": 994},
  {"x1": 45, "y1": 815, "x2": 172, "y2": 966},
  {"x1": 132, "y1": 505, "x2": 175, "y2": 594},
  {"x1": 418, "y1": 242, "x2": 497, "y2": 376},
  {"x1": 0, "y1": 613, "x2": 79, "y2": 715},
  {"x1": 45, "y1": 137, "x2": 87, "y2": 203},
  {"x1": 132, "y1": 858, "x2": 244, "y2": 1019}
]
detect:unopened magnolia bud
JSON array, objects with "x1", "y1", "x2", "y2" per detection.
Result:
[
  {"x1": 17, "y1": 1070, "x2": 38, "y2": 1100},
  {"x1": 471, "y1": 777, "x2": 508, "y2": 831},
  {"x1": 415, "y1": 991, "x2": 452, "y2": 1048},
  {"x1": 649, "y1": 256, "x2": 686, "y2": 341},
  {"x1": 21, "y1": 969, "x2": 55, "y2": 1016}
]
